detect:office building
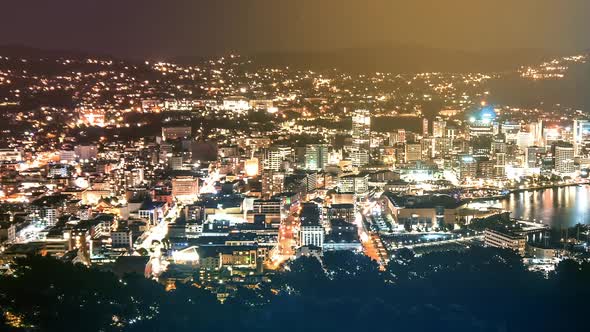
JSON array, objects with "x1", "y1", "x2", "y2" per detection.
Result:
[
  {"x1": 555, "y1": 144, "x2": 575, "y2": 174},
  {"x1": 422, "y1": 118, "x2": 429, "y2": 137},
  {"x1": 433, "y1": 117, "x2": 446, "y2": 138},
  {"x1": 405, "y1": 143, "x2": 422, "y2": 162},
  {"x1": 162, "y1": 126, "x2": 192, "y2": 141},
  {"x1": 484, "y1": 229, "x2": 526, "y2": 256},
  {"x1": 573, "y1": 119, "x2": 590, "y2": 156},
  {"x1": 351, "y1": 109, "x2": 371, "y2": 167},
  {"x1": 305, "y1": 144, "x2": 329, "y2": 171},
  {"x1": 172, "y1": 176, "x2": 199, "y2": 202},
  {"x1": 338, "y1": 173, "x2": 369, "y2": 194}
]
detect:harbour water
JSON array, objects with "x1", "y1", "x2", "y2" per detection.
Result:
[{"x1": 486, "y1": 185, "x2": 590, "y2": 228}]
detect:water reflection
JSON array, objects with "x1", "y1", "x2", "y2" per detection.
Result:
[{"x1": 487, "y1": 185, "x2": 590, "y2": 228}]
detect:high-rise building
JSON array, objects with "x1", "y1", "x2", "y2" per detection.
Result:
[
  {"x1": 125, "y1": 168, "x2": 145, "y2": 187},
  {"x1": 494, "y1": 152, "x2": 506, "y2": 177},
  {"x1": 469, "y1": 111, "x2": 495, "y2": 138},
  {"x1": 445, "y1": 127, "x2": 457, "y2": 141},
  {"x1": 469, "y1": 120, "x2": 494, "y2": 138},
  {"x1": 433, "y1": 137, "x2": 452, "y2": 158},
  {"x1": 338, "y1": 174, "x2": 369, "y2": 195},
  {"x1": 476, "y1": 157, "x2": 495, "y2": 179},
  {"x1": 526, "y1": 146, "x2": 545, "y2": 168},
  {"x1": 471, "y1": 136, "x2": 492, "y2": 157},
  {"x1": 351, "y1": 109, "x2": 371, "y2": 167},
  {"x1": 573, "y1": 120, "x2": 590, "y2": 156},
  {"x1": 421, "y1": 138, "x2": 434, "y2": 160},
  {"x1": 244, "y1": 158, "x2": 260, "y2": 177},
  {"x1": 422, "y1": 118, "x2": 429, "y2": 137},
  {"x1": 529, "y1": 120, "x2": 544, "y2": 146},
  {"x1": 327, "y1": 204, "x2": 355, "y2": 223},
  {"x1": 305, "y1": 144, "x2": 329, "y2": 171},
  {"x1": 263, "y1": 146, "x2": 292, "y2": 171},
  {"x1": 405, "y1": 143, "x2": 422, "y2": 162},
  {"x1": 555, "y1": 144, "x2": 575, "y2": 174},
  {"x1": 261, "y1": 171, "x2": 285, "y2": 197},
  {"x1": 168, "y1": 155, "x2": 184, "y2": 170},
  {"x1": 397, "y1": 129, "x2": 407, "y2": 143},
  {"x1": 433, "y1": 117, "x2": 446, "y2": 138},
  {"x1": 491, "y1": 136, "x2": 507, "y2": 154},
  {"x1": 389, "y1": 129, "x2": 407, "y2": 145},
  {"x1": 458, "y1": 155, "x2": 477, "y2": 180},
  {"x1": 516, "y1": 132, "x2": 534, "y2": 150},
  {"x1": 111, "y1": 229, "x2": 133, "y2": 249},
  {"x1": 501, "y1": 122, "x2": 521, "y2": 143}
]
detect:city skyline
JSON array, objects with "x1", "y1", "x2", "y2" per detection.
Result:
[{"x1": 1, "y1": 2, "x2": 590, "y2": 331}]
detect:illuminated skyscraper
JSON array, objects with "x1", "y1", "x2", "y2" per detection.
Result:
[
  {"x1": 351, "y1": 109, "x2": 371, "y2": 167},
  {"x1": 458, "y1": 155, "x2": 477, "y2": 180},
  {"x1": 469, "y1": 120, "x2": 494, "y2": 138},
  {"x1": 405, "y1": 143, "x2": 422, "y2": 162},
  {"x1": 422, "y1": 118, "x2": 429, "y2": 137},
  {"x1": 469, "y1": 107, "x2": 496, "y2": 138},
  {"x1": 244, "y1": 158, "x2": 260, "y2": 177},
  {"x1": 432, "y1": 117, "x2": 446, "y2": 138},
  {"x1": 529, "y1": 120, "x2": 544, "y2": 146},
  {"x1": 261, "y1": 171, "x2": 285, "y2": 197},
  {"x1": 555, "y1": 144, "x2": 575, "y2": 174},
  {"x1": 573, "y1": 120, "x2": 590, "y2": 156},
  {"x1": 494, "y1": 152, "x2": 506, "y2": 178},
  {"x1": 263, "y1": 146, "x2": 292, "y2": 171},
  {"x1": 389, "y1": 129, "x2": 406, "y2": 145},
  {"x1": 526, "y1": 146, "x2": 545, "y2": 168},
  {"x1": 305, "y1": 144, "x2": 329, "y2": 171}
]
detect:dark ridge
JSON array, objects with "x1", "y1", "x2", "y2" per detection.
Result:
[
  {"x1": 246, "y1": 45, "x2": 564, "y2": 74},
  {"x1": 0, "y1": 44, "x2": 119, "y2": 61}
]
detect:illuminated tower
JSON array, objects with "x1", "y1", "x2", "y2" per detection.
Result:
[
  {"x1": 351, "y1": 109, "x2": 371, "y2": 167},
  {"x1": 433, "y1": 117, "x2": 446, "y2": 138},
  {"x1": 422, "y1": 118, "x2": 429, "y2": 137},
  {"x1": 305, "y1": 144, "x2": 329, "y2": 171},
  {"x1": 555, "y1": 144, "x2": 575, "y2": 174}
]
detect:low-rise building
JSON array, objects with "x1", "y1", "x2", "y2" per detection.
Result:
[{"x1": 484, "y1": 229, "x2": 527, "y2": 256}]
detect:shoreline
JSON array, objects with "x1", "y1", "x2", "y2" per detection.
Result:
[
  {"x1": 506, "y1": 181, "x2": 588, "y2": 197},
  {"x1": 464, "y1": 181, "x2": 589, "y2": 203}
]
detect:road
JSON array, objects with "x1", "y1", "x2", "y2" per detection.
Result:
[
  {"x1": 356, "y1": 211, "x2": 388, "y2": 267},
  {"x1": 138, "y1": 203, "x2": 181, "y2": 277},
  {"x1": 401, "y1": 234, "x2": 484, "y2": 249},
  {"x1": 270, "y1": 203, "x2": 300, "y2": 268}
]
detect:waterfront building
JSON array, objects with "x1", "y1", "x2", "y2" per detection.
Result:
[{"x1": 484, "y1": 229, "x2": 526, "y2": 256}]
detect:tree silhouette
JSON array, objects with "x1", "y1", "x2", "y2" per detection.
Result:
[{"x1": 2, "y1": 249, "x2": 590, "y2": 332}]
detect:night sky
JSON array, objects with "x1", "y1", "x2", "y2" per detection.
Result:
[{"x1": 2, "y1": 0, "x2": 589, "y2": 59}]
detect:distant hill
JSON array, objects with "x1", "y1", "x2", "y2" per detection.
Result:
[
  {"x1": 1, "y1": 44, "x2": 565, "y2": 74},
  {"x1": 0, "y1": 44, "x2": 116, "y2": 61},
  {"x1": 2, "y1": 44, "x2": 587, "y2": 110},
  {"x1": 489, "y1": 61, "x2": 590, "y2": 110},
  {"x1": 245, "y1": 44, "x2": 562, "y2": 73}
]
